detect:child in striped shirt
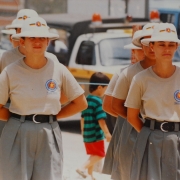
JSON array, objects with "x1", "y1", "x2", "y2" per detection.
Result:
[{"x1": 76, "y1": 72, "x2": 112, "y2": 180}]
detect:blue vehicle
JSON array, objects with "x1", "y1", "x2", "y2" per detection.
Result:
[{"x1": 158, "y1": 8, "x2": 180, "y2": 38}]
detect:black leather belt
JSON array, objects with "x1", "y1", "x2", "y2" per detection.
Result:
[
  {"x1": 11, "y1": 112, "x2": 56, "y2": 123},
  {"x1": 144, "y1": 118, "x2": 180, "y2": 132}
]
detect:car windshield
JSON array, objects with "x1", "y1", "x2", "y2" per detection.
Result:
[
  {"x1": 0, "y1": 33, "x2": 13, "y2": 51},
  {"x1": 99, "y1": 37, "x2": 132, "y2": 66}
]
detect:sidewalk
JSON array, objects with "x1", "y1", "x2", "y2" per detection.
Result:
[
  {"x1": 63, "y1": 169, "x2": 111, "y2": 180},
  {"x1": 61, "y1": 131, "x2": 111, "y2": 180}
]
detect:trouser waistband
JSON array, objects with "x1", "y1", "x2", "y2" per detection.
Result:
[
  {"x1": 144, "y1": 118, "x2": 180, "y2": 132},
  {"x1": 11, "y1": 112, "x2": 56, "y2": 124}
]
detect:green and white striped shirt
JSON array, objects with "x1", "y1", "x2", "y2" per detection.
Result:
[{"x1": 82, "y1": 94, "x2": 106, "y2": 143}]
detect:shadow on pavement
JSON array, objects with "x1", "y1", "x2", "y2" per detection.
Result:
[{"x1": 58, "y1": 120, "x2": 81, "y2": 134}]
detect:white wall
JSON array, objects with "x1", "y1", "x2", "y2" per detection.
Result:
[
  {"x1": 109, "y1": 0, "x2": 126, "y2": 17},
  {"x1": 67, "y1": 0, "x2": 126, "y2": 17},
  {"x1": 68, "y1": 0, "x2": 146, "y2": 18},
  {"x1": 128, "y1": 0, "x2": 146, "y2": 18},
  {"x1": 68, "y1": 0, "x2": 109, "y2": 16}
]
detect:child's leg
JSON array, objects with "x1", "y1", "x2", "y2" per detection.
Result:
[
  {"x1": 84, "y1": 155, "x2": 103, "y2": 170},
  {"x1": 76, "y1": 156, "x2": 99, "y2": 178},
  {"x1": 88, "y1": 165, "x2": 94, "y2": 176},
  {"x1": 85, "y1": 155, "x2": 103, "y2": 179},
  {"x1": 77, "y1": 140, "x2": 105, "y2": 178}
]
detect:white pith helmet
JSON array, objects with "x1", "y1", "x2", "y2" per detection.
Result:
[
  {"x1": 12, "y1": 17, "x2": 59, "y2": 40},
  {"x1": 124, "y1": 30, "x2": 142, "y2": 49},
  {"x1": 132, "y1": 23, "x2": 158, "y2": 47},
  {"x1": 6, "y1": 9, "x2": 39, "y2": 29},
  {"x1": 141, "y1": 23, "x2": 180, "y2": 46}
]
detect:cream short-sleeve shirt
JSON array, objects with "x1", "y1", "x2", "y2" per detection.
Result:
[
  {"x1": 112, "y1": 62, "x2": 144, "y2": 100},
  {"x1": 0, "y1": 47, "x2": 24, "y2": 73},
  {"x1": 125, "y1": 66, "x2": 180, "y2": 122},
  {"x1": 0, "y1": 47, "x2": 59, "y2": 73},
  {"x1": 105, "y1": 66, "x2": 128, "y2": 96},
  {"x1": 0, "y1": 58, "x2": 84, "y2": 115}
]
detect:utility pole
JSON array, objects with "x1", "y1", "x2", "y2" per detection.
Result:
[
  {"x1": 125, "y1": 0, "x2": 129, "y2": 14},
  {"x1": 24, "y1": 0, "x2": 28, "y2": 8},
  {"x1": 145, "y1": 0, "x2": 150, "y2": 18},
  {"x1": 108, "y1": 0, "x2": 111, "y2": 16}
]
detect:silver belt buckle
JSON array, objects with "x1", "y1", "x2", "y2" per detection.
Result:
[
  {"x1": 160, "y1": 122, "x2": 168, "y2": 132},
  {"x1": 33, "y1": 114, "x2": 41, "y2": 124}
]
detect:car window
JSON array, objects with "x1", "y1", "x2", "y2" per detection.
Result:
[
  {"x1": 99, "y1": 37, "x2": 131, "y2": 66},
  {"x1": 0, "y1": 30, "x2": 13, "y2": 50},
  {"x1": 75, "y1": 41, "x2": 96, "y2": 65}
]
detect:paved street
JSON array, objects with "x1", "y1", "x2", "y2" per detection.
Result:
[{"x1": 59, "y1": 121, "x2": 111, "y2": 180}]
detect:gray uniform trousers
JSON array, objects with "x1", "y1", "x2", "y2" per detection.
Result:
[
  {"x1": 130, "y1": 126, "x2": 180, "y2": 180},
  {"x1": 0, "y1": 121, "x2": 6, "y2": 136},
  {"x1": 111, "y1": 121, "x2": 137, "y2": 180},
  {"x1": 102, "y1": 116, "x2": 125, "y2": 175},
  {"x1": 0, "y1": 117, "x2": 63, "y2": 180}
]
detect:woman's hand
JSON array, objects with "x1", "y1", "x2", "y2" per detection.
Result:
[
  {"x1": 56, "y1": 94, "x2": 87, "y2": 119},
  {"x1": 127, "y1": 107, "x2": 143, "y2": 132},
  {"x1": 0, "y1": 104, "x2": 10, "y2": 121}
]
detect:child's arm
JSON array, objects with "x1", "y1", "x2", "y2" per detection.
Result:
[
  {"x1": 98, "y1": 119, "x2": 112, "y2": 142},
  {"x1": 80, "y1": 117, "x2": 84, "y2": 136}
]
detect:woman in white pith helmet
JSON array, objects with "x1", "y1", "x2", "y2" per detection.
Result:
[
  {"x1": 125, "y1": 23, "x2": 180, "y2": 180},
  {"x1": 0, "y1": 8, "x2": 60, "y2": 73},
  {"x1": 102, "y1": 29, "x2": 144, "y2": 177},
  {"x1": 0, "y1": 9, "x2": 66, "y2": 138},
  {"x1": 109, "y1": 23, "x2": 157, "y2": 180},
  {"x1": 0, "y1": 16, "x2": 87, "y2": 180},
  {"x1": 124, "y1": 34, "x2": 145, "y2": 64}
]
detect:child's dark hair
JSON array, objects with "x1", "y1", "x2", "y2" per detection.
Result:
[{"x1": 89, "y1": 72, "x2": 110, "y2": 93}]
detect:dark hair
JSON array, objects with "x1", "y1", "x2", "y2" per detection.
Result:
[{"x1": 89, "y1": 72, "x2": 110, "y2": 93}]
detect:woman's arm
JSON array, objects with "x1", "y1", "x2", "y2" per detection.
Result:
[
  {"x1": 56, "y1": 94, "x2": 87, "y2": 119},
  {"x1": 112, "y1": 97, "x2": 127, "y2": 119},
  {"x1": 103, "y1": 72, "x2": 120, "y2": 118},
  {"x1": 127, "y1": 107, "x2": 143, "y2": 132},
  {"x1": 0, "y1": 104, "x2": 10, "y2": 121},
  {"x1": 102, "y1": 95, "x2": 118, "y2": 117},
  {"x1": 98, "y1": 119, "x2": 112, "y2": 142}
]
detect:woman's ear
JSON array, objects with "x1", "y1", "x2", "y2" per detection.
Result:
[
  {"x1": 97, "y1": 85, "x2": 103, "y2": 90},
  {"x1": 149, "y1": 42, "x2": 154, "y2": 52},
  {"x1": 9, "y1": 35, "x2": 13, "y2": 43},
  {"x1": 19, "y1": 37, "x2": 25, "y2": 48}
]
